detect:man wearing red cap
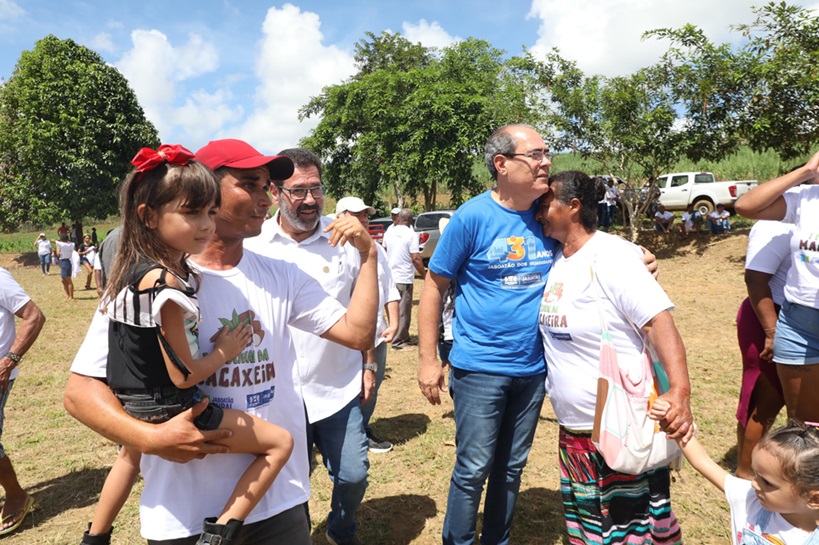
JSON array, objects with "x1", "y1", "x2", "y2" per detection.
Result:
[{"x1": 65, "y1": 139, "x2": 379, "y2": 545}]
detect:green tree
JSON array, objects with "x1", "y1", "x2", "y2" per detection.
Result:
[
  {"x1": 0, "y1": 35, "x2": 159, "y2": 233},
  {"x1": 300, "y1": 32, "x2": 539, "y2": 211},
  {"x1": 523, "y1": 50, "x2": 687, "y2": 239},
  {"x1": 647, "y1": 2, "x2": 819, "y2": 161},
  {"x1": 733, "y1": 1, "x2": 819, "y2": 159}
]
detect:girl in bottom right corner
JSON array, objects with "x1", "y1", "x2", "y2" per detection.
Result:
[{"x1": 653, "y1": 400, "x2": 819, "y2": 544}]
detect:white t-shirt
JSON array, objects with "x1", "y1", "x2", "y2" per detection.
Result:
[
  {"x1": 375, "y1": 244, "x2": 400, "y2": 348},
  {"x1": 606, "y1": 185, "x2": 620, "y2": 205},
  {"x1": 245, "y1": 213, "x2": 363, "y2": 423},
  {"x1": 655, "y1": 210, "x2": 674, "y2": 222},
  {"x1": 725, "y1": 475, "x2": 812, "y2": 545},
  {"x1": 35, "y1": 239, "x2": 52, "y2": 256},
  {"x1": 538, "y1": 232, "x2": 673, "y2": 430},
  {"x1": 681, "y1": 210, "x2": 701, "y2": 231},
  {"x1": 56, "y1": 240, "x2": 74, "y2": 259},
  {"x1": 382, "y1": 224, "x2": 420, "y2": 284},
  {"x1": 709, "y1": 210, "x2": 729, "y2": 221},
  {"x1": 745, "y1": 221, "x2": 793, "y2": 307},
  {"x1": 782, "y1": 185, "x2": 819, "y2": 308},
  {"x1": 70, "y1": 249, "x2": 346, "y2": 541},
  {"x1": 0, "y1": 268, "x2": 29, "y2": 382}
]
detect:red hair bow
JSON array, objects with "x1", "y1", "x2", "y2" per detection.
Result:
[{"x1": 131, "y1": 144, "x2": 195, "y2": 173}]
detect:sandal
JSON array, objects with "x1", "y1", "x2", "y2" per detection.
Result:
[{"x1": 0, "y1": 495, "x2": 33, "y2": 536}]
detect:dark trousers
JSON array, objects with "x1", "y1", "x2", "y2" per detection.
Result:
[
  {"x1": 392, "y1": 282, "x2": 414, "y2": 348},
  {"x1": 147, "y1": 504, "x2": 311, "y2": 545}
]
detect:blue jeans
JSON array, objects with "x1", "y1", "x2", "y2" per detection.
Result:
[
  {"x1": 360, "y1": 342, "x2": 387, "y2": 433},
  {"x1": 707, "y1": 218, "x2": 730, "y2": 233},
  {"x1": 443, "y1": 368, "x2": 546, "y2": 545},
  {"x1": 147, "y1": 504, "x2": 311, "y2": 545},
  {"x1": 38, "y1": 253, "x2": 50, "y2": 274},
  {"x1": 306, "y1": 396, "x2": 369, "y2": 543},
  {"x1": 597, "y1": 202, "x2": 610, "y2": 228}
]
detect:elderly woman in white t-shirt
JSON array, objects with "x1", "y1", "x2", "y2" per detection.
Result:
[
  {"x1": 535, "y1": 170, "x2": 693, "y2": 545},
  {"x1": 735, "y1": 150, "x2": 819, "y2": 423}
]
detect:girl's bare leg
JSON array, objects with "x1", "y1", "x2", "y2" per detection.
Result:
[
  {"x1": 213, "y1": 409, "x2": 293, "y2": 524},
  {"x1": 89, "y1": 446, "x2": 141, "y2": 535}
]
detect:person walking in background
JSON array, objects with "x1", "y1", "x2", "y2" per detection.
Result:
[
  {"x1": 595, "y1": 176, "x2": 611, "y2": 230},
  {"x1": 91, "y1": 227, "x2": 99, "y2": 246},
  {"x1": 94, "y1": 227, "x2": 121, "y2": 299},
  {"x1": 382, "y1": 208, "x2": 424, "y2": 351},
  {"x1": 54, "y1": 232, "x2": 75, "y2": 301},
  {"x1": 0, "y1": 267, "x2": 45, "y2": 536},
  {"x1": 34, "y1": 233, "x2": 52, "y2": 276},
  {"x1": 606, "y1": 178, "x2": 620, "y2": 226},
  {"x1": 77, "y1": 234, "x2": 96, "y2": 290}
]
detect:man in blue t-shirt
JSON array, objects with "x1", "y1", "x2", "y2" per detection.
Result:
[{"x1": 418, "y1": 124, "x2": 555, "y2": 545}]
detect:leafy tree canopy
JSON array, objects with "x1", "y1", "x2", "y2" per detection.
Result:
[
  {"x1": 300, "y1": 32, "x2": 541, "y2": 211},
  {"x1": 0, "y1": 35, "x2": 159, "y2": 231},
  {"x1": 647, "y1": 1, "x2": 819, "y2": 160}
]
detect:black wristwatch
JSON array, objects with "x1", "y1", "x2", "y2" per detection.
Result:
[{"x1": 3, "y1": 352, "x2": 21, "y2": 365}]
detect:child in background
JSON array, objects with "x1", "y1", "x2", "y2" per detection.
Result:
[
  {"x1": 651, "y1": 399, "x2": 819, "y2": 544},
  {"x1": 82, "y1": 144, "x2": 293, "y2": 545}
]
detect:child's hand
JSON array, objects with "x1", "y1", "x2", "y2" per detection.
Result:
[
  {"x1": 649, "y1": 398, "x2": 671, "y2": 421},
  {"x1": 212, "y1": 323, "x2": 252, "y2": 362}
]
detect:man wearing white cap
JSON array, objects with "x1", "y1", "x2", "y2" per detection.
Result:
[
  {"x1": 335, "y1": 197, "x2": 400, "y2": 453},
  {"x1": 385, "y1": 208, "x2": 400, "y2": 234}
]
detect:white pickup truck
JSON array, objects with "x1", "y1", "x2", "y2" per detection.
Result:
[{"x1": 655, "y1": 172, "x2": 757, "y2": 216}]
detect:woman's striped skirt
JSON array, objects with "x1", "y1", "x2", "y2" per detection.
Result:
[{"x1": 559, "y1": 427, "x2": 684, "y2": 544}]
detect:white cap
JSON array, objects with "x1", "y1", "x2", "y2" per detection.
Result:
[
  {"x1": 391, "y1": 207, "x2": 401, "y2": 215},
  {"x1": 335, "y1": 196, "x2": 375, "y2": 216}
]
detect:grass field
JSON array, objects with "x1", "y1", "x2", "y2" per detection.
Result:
[{"x1": 0, "y1": 228, "x2": 774, "y2": 544}]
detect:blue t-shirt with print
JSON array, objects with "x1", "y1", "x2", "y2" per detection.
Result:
[{"x1": 429, "y1": 190, "x2": 557, "y2": 377}]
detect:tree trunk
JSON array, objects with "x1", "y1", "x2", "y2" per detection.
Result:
[{"x1": 72, "y1": 221, "x2": 83, "y2": 247}]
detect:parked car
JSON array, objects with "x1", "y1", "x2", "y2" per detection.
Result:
[
  {"x1": 655, "y1": 172, "x2": 757, "y2": 216},
  {"x1": 414, "y1": 210, "x2": 456, "y2": 265},
  {"x1": 367, "y1": 217, "x2": 393, "y2": 246}
]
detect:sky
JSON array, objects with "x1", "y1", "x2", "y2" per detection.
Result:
[{"x1": 2, "y1": 0, "x2": 818, "y2": 155}]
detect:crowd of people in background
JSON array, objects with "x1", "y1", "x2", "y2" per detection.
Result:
[{"x1": 1, "y1": 126, "x2": 817, "y2": 545}]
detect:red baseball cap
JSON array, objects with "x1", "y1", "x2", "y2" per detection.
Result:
[{"x1": 195, "y1": 139, "x2": 294, "y2": 180}]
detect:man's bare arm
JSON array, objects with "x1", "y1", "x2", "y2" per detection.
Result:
[
  {"x1": 417, "y1": 270, "x2": 450, "y2": 405},
  {"x1": 64, "y1": 372, "x2": 231, "y2": 463}
]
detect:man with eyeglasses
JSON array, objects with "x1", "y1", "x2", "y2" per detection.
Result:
[
  {"x1": 244, "y1": 148, "x2": 375, "y2": 545},
  {"x1": 417, "y1": 124, "x2": 556, "y2": 545}
]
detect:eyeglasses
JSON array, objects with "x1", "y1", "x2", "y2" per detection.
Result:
[
  {"x1": 503, "y1": 149, "x2": 554, "y2": 162},
  {"x1": 278, "y1": 185, "x2": 325, "y2": 200}
]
